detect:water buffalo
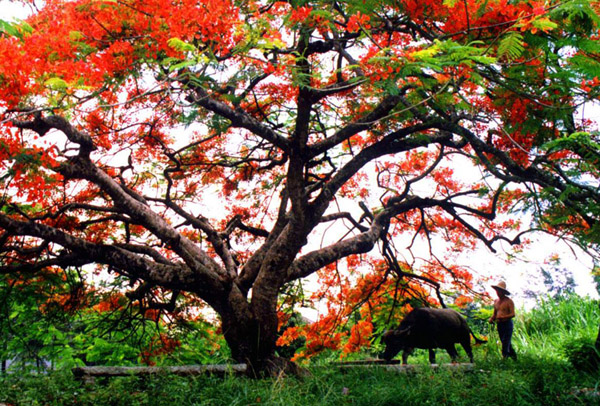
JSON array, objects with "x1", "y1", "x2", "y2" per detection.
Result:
[{"x1": 381, "y1": 307, "x2": 486, "y2": 364}]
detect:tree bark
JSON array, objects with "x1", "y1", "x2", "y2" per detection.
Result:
[
  {"x1": 216, "y1": 281, "x2": 302, "y2": 377},
  {"x1": 596, "y1": 302, "x2": 600, "y2": 350},
  {"x1": 217, "y1": 285, "x2": 273, "y2": 376},
  {"x1": 1, "y1": 340, "x2": 6, "y2": 374}
]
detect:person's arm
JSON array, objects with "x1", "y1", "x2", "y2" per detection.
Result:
[
  {"x1": 505, "y1": 299, "x2": 515, "y2": 319},
  {"x1": 489, "y1": 303, "x2": 497, "y2": 323}
]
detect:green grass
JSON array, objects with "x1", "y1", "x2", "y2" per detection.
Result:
[
  {"x1": 1, "y1": 295, "x2": 599, "y2": 406},
  {"x1": 1, "y1": 358, "x2": 598, "y2": 406}
]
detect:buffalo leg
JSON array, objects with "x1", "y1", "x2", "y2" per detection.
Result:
[
  {"x1": 402, "y1": 348, "x2": 414, "y2": 364},
  {"x1": 461, "y1": 341, "x2": 474, "y2": 363},
  {"x1": 446, "y1": 345, "x2": 459, "y2": 362},
  {"x1": 428, "y1": 349, "x2": 436, "y2": 364}
]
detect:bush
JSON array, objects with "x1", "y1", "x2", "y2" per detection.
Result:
[{"x1": 562, "y1": 336, "x2": 600, "y2": 372}]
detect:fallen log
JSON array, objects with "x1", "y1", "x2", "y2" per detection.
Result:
[
  {"x1": 72, "y1": 364, "x2": 247, "y2": 383},
  {"x1": 337, "y1": 362, "x2": 475, "y2": 373},
  {"x1": 335, "y1": 359, "x2": 401, "y2": 365}
]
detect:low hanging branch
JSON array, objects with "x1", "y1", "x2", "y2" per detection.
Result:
[{"x1": 359, "y1": 201, "x2": 447, "y2": 308}]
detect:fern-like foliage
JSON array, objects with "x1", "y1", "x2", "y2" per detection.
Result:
[
  {"x1": 571, "y1": 55, "x2": 600, "y2": 78},
  {"x1": 497, "y1": 31, "x2": 525, "y2": 62}
]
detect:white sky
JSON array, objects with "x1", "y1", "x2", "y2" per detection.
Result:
[
  {"x1": 1, "y1": 1, "x2": 598, "y2": 310},
  {"x1": 0, "y1": 1, "x2": 32, "y2": 20}
]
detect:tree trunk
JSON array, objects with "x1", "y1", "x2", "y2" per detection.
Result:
[
  {"x1": 218, "y1": 284, "x2": 301, "y2": 377},
  {"x1": 1, "y1": 341, "x2": 6, "y2": 374},
  {"x1": 596, "y1": 303, "x2": 600, "y2": 351}
]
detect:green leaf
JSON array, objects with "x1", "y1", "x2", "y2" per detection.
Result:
[
  {"x1": 161, "y1": 57, "x2": 181, "y2": 66},
  {"x1": 167, "y1": 37, "x2": 196, "y2": 53},
  {"x1": 531, "y1": 17, "x2": 558, "y2": 32},
  {"x1": 168, "y1": 59, "x2": 197, "y2": 72},
  {"x1": 311, "y1": 10, "x2": 334, "y2": 22},
  {"x1": 570, "y1": 54, "x2": 600, "y2": 78},
  {"x1": 542, "y1": 132, "x2": 600, "y2": 153},
  {"x1": 45, "y1": 77, "x2": 68, "y2": 91},
  {"x1": 257, "y1": 37, "x2": 287, "y2": 50},
  {"x1": 498, "y1": 31, "x2": 525, "y2": 61},
  {"x1": 344, "y1": 0, "x2": 379, "y2": 14},
  {"x1": 69, "y1": 30, "x2": 84, "y2": 41},
  {"x1": 411, "y1": 43, "x2": 440, "y2": 60},
  {"x1": 0, "y1": 20, "x2": 21, "y2": 38},
  {"x1": 578, "y1": 39, "x2": 600, "y2": 54},
  {"x1": 468, "y1": 55, "x2": 497, "y2": 65},
  {"x1": 443, "y1": 0, "x2": 460, "y2": 7}
]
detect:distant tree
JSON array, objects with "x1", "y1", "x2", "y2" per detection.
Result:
[
  {"x1": 592, "y1": 267, "x2": 600, "y2": 296},
  {"x1": 524, "y1": 266, "x2": 577, "y2": 300},
  {"x1": 0, "y1": 0, "x2": 599, "y2": 375}
]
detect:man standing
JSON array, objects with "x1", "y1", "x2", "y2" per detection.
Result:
[{"x1": 489, "y1": 281, "x2": 517, "y2": 360}]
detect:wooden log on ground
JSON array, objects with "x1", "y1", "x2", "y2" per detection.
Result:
[
  {"x1": 337, "y1": 362, "x2": 475, "y2": 373},
  {"x1": 334, "y1": 359, "x2": 401, "y2": 365},
  {"x1": 72, "y1": 364, "x2": 247, "y2": 383}
]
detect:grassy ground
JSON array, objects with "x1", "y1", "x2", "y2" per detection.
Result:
[
  {"x1": 0, "y1": 357, "x2": 598, "y2": 406},
  {"x1": 1, "y1": 296, "x2": 599, "y2": 406}
]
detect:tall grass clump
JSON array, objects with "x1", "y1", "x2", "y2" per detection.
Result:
[
  {"x1": 513, "y1": 294, "x2": 599, "y2": 360},
  {"x1": 563, "y1": 336, "x2": 600, "y2": 372}
]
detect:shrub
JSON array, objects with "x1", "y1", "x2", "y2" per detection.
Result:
[{"x1": 562, "y1": 336, "x2": 600, "y2": 372}]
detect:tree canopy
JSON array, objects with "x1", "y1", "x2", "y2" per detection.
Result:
[{"x1": 0, "y1": 0, "x2": 599, "y2": 374}]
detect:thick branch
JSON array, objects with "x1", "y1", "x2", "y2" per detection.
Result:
[
  {"x1": 236, "y1": 196, "x2": 290, "y2": 292},
  {"x1": 0, "y1": 253, "x2": 88, "y2": 275},
  {"x1": 186, "y1": 86, "x2": 290, "y2": 152},
  {"x1": 0, "y1": 213, "x2": 226, "y2": 296},
  {"x1": 287, "y1": 196, "x2": 442, "y2": 281},
  {"x1": 112, "y1": 243, "x2": 173, "y2": 265},
  {"x1": 224, "y1": 215, "x2": 270, "y2": 238},
  {"x1": 162, "y1": 198, "x2": 238, "y2": 278},
  {"x1": 308, "y1": 93, "x2": 407, "y2": 158},
  {"x1": 57, "y1": 155, "x2": 226, "y2": 280},
  {"x1": 310, "y1": 122, "x2": 445, "y2": 219},
  {"x1": 449, "y1": 122, "x2": 600, "y2": 215},
  {"x1": 12, "y1": 112, "x2": 96, "y2": 157}
]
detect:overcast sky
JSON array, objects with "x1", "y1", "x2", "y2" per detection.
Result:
[{"x1": 1, "y1": 1, "x2": 31, "y2": 20}]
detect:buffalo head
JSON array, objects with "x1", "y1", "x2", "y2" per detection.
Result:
[{"x1": 380, "y1": 326, "x2": 411, "y2": 361}]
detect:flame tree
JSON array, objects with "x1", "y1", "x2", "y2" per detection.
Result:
[{"x1": 0, "y1": 0, "x2": 599, "y2": 374}]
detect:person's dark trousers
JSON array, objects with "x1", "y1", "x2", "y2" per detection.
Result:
[{"x1": 497, "y1": 319, "x2": 517, "y2": 359}]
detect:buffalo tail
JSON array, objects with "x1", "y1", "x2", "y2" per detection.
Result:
[{"x1": 469, "y1": 328, "x2": 487, "y2": 344}]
